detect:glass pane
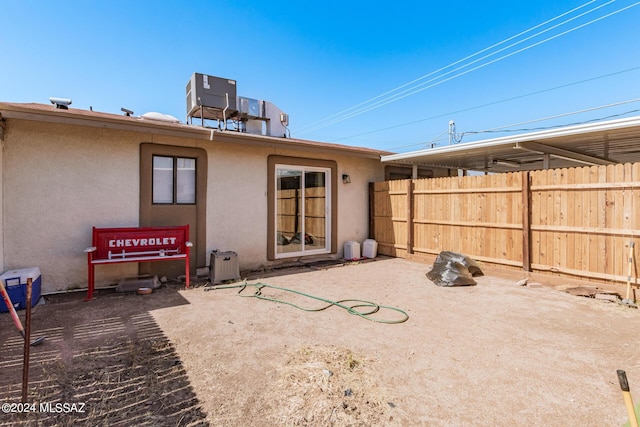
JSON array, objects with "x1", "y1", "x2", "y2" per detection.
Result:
[
  {"x1": 153, "y1": 156, "x2": 173, "y2": 203},
  {"x1": 304, "y1": 171, "x2": 326, "y2": 250},
  {"x1": 276, "y1": 169, "x2": 302, "y2": 255},
  {"x1": 176, "y1": 157, "x2": 196, "y2": 203},
  {"x1": 275, "y1": 167, "x2": 329, "y2": 257}
]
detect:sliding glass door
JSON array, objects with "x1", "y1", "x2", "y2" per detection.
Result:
[{"x1": 275, "y1": 165, "x2": 331, "y2": 258}]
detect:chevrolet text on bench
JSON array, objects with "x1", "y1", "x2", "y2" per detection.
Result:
[{"x1": 108, "y1": 237, "x2": 178, "y2": 248}]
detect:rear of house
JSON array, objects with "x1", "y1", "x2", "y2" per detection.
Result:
[{"x1": 0, "y1": 102, "x2": 389, "y2": 293}]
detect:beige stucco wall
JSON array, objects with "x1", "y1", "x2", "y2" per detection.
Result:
[
  {"x1": 3, "y1": 121, "x2": 144, "y2": 292},
  {"x1": 205, "y1": 141, "x2": 383, "y2": 270},
  {"x1": 3, "y1": 119, "x2": 384, "y2": 293}
]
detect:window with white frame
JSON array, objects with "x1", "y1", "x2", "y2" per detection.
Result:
[
  {"x1": 152, "y1": 156, "x2": 196, "y2": 204},
  {"x1": 275, "y1": 164, "x2": 331, "y2": 258}
]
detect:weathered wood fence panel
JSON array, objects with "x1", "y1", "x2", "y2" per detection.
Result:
[
  {"x1": 277, "y1": 187, "x2": 326, "y2": 239},
  {"x1": 372, "y1": 163, "x2": 640, "y2": 285},
  {"x1": 373, "y1": 180, "x2": 409, "y2": 257}
]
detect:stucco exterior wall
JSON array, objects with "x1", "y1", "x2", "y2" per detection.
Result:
[
  {"x1": 3, "y1": 119, "x2": 384, "y2": 293},
  {"x1": 4, "y1": 121, "x2": 143, "y2": 292},
  {"x1": 205, "y1": 141, "x2": 383, "y2": 270}
]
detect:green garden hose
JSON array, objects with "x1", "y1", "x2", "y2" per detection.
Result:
[{"x1": 205, "y1": 282, "x2": 409, "y2": 324}]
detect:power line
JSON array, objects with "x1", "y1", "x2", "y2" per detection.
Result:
[
  {"x1": 327, "y1": 65, "x2": 640, "y2": 143},
  {"x1": 374, "y1": 98, "x2": 640, "y2": 152},
  {"x1": 294, "y1": 0, "x2": 600, "y2": 134},
  {"x1": 460, "y1": 98, "x2": 640, "y2": 137},
  {"x1": 468, "y1": 109, "x2": 640, "y2": 134},
  {"x1": 301, "y1": 1, "x2": 639, "y2": 135},
  {"x1": 306, "y1": 0, "x2": 615, "y2": 132},
  {"x1": 295, "y1": 1, "x2": 640, "y2": 136}
]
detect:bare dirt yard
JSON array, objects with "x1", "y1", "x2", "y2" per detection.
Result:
[{"x1": 1, "y1": 256, "x2": 639, "y2": 426}]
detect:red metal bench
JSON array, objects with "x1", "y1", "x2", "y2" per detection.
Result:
[{"x1": 84, "y1": 225, "x2": 192, "y2": 300}]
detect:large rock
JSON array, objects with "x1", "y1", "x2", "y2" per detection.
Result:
[{"x1": 426, "y1": 251, "x2": 484, "y2": 287}]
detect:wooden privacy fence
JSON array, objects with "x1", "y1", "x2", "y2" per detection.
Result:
[
  {"x1": 277, "y1": 187, "x2": 326, "y2": 239},
  {"x1": 370, "y1": 162, "x2": 640, "y2": 285}
]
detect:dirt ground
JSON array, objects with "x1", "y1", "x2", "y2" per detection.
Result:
[{"x1": 1, "y1": 256, "x2": 639, "y2": 426}]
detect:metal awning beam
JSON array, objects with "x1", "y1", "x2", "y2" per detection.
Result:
[{"x1": 514, "y1": 141, "x2": 615, "y2": 166}]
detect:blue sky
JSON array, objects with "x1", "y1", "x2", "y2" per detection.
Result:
[{"x1": 2, "y1": 0, "x2": 639, "y2": 153}]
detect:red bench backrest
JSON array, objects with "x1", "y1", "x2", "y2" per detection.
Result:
[{"x1": 92, "y1": 225, "x2": 189, "y2": 261}]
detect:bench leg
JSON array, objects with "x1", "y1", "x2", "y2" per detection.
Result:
[
  {"x1": 85, "y1": 257, "x2": 95, "y2": 301},
  {"x1": 185, "y1": 252, "x2": 190, "y2": 289}
]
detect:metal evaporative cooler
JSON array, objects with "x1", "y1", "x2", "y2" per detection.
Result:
[{"x1": 209, "y1": 250, "x2": 240, "y2": 285}]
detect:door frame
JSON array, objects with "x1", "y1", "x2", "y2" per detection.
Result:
[
  {"x1": 140, "y1": 143, "x2": 207, "y2": 272},
  {"x1": 274, "y1": 164, "x2": 332, "y2": 258},
  {"x1": 267, "y1": 155, "x2": 337, "y2": 260}
]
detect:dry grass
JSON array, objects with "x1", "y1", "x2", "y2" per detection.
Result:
[{"x1": 265, "y1": 345, "x2": 401, "y2": 426}]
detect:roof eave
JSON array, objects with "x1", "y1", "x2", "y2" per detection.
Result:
[{"x1": 0, "y1": 103, "x2": 389, "y2": 160}]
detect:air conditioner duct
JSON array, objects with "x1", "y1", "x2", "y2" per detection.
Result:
[{"x1": 264, "y1": 101, "x2": 288, "y2": 137}]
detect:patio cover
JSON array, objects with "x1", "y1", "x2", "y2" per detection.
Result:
[{"x1": 381, "y1": 115, "x2": 640, "y2": 173}]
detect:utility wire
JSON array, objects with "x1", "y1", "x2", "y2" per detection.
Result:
[
  {"x1": 386, "y1": 99, "x2": 640, "y2": 152},
  {"x1": 466, "y1": 109, "x2": 640, "y2": 134},
  {"x1": 328, "y1": 65, "x2": 640, "y2": 143},
  {"x1": 302, "y1": 1, "x2": 638, "y2": 134},
  {"x1": 426, "y1": 129, "x2": 450, "y2": 148},
  {"x1": 460, "y1": 98, "x2": 640, "y2": 137},
  {"x1": 306, "y1": 0, "x2": 615, "y2": 132},
  {"x1": 295, "y1": 1, "x2": 639, "y2": 136},
  {"x1": 295, "y1": 1, "x2": 601, "y2": 134},
  {"x1": 295, "y1": 0, "x2": 600, "y2": 134}
]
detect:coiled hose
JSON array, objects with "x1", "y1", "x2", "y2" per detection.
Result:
[{"x1": 205, "y1": 282, "x2": 409, "y2": 324}]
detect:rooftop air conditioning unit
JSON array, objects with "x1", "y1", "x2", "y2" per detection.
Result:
[
  {"x1": 186, "y1": 73, "x2": 237, "y2": 121},
  {"x1": 238, "y1": 96, "x2": 263, "y2": 119},
  {"x1": 264, "y1": 101, "x2": 289, "y2": 137}
]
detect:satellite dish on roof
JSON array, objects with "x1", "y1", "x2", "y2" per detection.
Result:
[{"x1": 140, "y1": 112, "x2": 180, "y2": 123}]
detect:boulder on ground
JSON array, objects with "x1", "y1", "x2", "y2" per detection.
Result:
[{"x1": 426, "y1": 251, "x2": 484, "y2": 287}]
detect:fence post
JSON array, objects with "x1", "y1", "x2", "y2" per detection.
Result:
[
  {"x1": 368, "y1": 182, "x2": 375, "y2": 239},
  {"x1": 407, "y1": 179, "x2": 414, "y2": 255},
  {"x1": 522, "y1": 171, "x2": 531, "y2": 272}
]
